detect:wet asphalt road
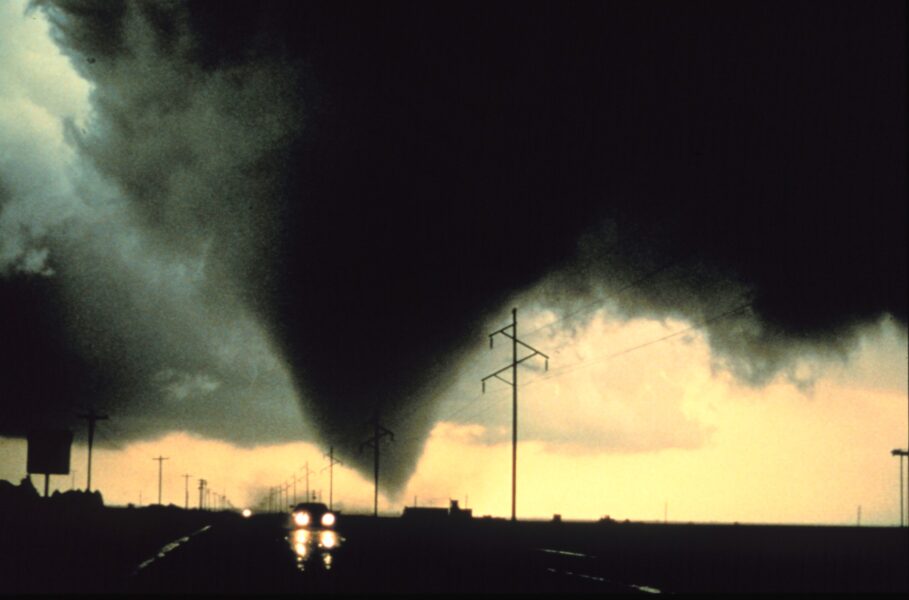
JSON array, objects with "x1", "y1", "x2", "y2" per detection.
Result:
[
  {"x1": 4, "y1": 499, "x2": 905, "y2": 594},
  {"x1": 126, "y1": 514, "x2": 649, "y2": 594}
]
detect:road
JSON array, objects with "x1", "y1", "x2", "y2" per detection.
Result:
[
  {"x1": 3, "y1": 500, "x2": 905, "y2": 593},
  {"x1": 126, "y1": 514, "x2": 654, "y2": 594}
]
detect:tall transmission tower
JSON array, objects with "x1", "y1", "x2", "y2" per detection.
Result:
[
  {"x1": 322, "y1": 446, "x2": 343, "y2": 511},
  {"x1": 360, "y1": 412, "x2": 394, "y2": 517},
  {"x1": 76, "y1": 408, "x2": 108, "y2": 492},
  {"x1": 153, "y1": 455, "x2": 169, "y2": 505},
  {"x1": 198, "y1": 478, "x2": 206, "y2": 510},
  {"x1": 482, "y1": 307, "x2": 549, "y2": 522}
]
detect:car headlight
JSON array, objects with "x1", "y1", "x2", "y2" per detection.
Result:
[
  {"x1": 321, "y1": 512, "x2": 336, "y2": 527},
  {"x1": 294, "y1": 511, "x2": 310, "y2": 526}
]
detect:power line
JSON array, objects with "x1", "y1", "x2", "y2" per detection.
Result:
[
  {"x1": 396, "y1": 299, "x2": 754, "y2": 444},
  {"x1": 93, "y1": 426, "x2": 125, "y2": 452},
  {"x1": 391, "y1": 257, "x2": 739, "y2": 451},
  {"x1": 523, "y1": 301, "x2": 752, "y2": 386},
  {"x1": 387, "y1": 259, "x2": 690, "y2": 431},
  {"x1": 522, "y1": 259, "x2": 682, "y2": 338}
]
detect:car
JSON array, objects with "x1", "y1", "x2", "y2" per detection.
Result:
[{"x1": 290, "y1": 502, "x2": 336, "y2": 529}]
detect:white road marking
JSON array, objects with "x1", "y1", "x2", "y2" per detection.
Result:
[{"x1": 132, "y1": 525, "x2": 212, "y2": 574}]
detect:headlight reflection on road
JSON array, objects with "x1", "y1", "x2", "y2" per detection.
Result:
[
  {"x1": 293, "y1": 529, "x2": 311, "y2": 545},
  {"x1": 287, "y1": 528, "x2": 343, "y2": 573},
  {"x1": 319, "y1": 530, "x2": 337, "y2": 549}
]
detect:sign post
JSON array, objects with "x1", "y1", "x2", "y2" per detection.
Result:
[{"x1": 26, "y1": 430, "x2": 74, "y2": 497}]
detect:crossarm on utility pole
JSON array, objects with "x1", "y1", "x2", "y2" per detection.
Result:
[
  {"x1": 482, "y1": 351, "x2": 549, "y2": 391},
  {"x1": 488, "y1": 324, "x2": 514, "y2": 347},
  {"x1": 494, "y1": 330, "x2": 551, "y2": 359}
]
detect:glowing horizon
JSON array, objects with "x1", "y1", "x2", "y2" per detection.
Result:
[{"x1": 2, "y1": 311, "x2": 905, "y2": 526}]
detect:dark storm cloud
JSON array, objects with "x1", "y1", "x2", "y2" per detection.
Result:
[
  {"x1": 269, "y1": 1, "x2": 906, "y2": 486},
  {"x1": 3, "y1": 1, "x2": 905, "y2": 493},
  {"x1": 1, "y1": 0, "x2": 307, "y2": 447}
]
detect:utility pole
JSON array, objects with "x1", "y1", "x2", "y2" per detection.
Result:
[
  {"x1": 153, "y1": 456, "x2": 169, "y2": 505},
  {"x1": 323, "y1": 446, "x2": 343, "y2": 511},
  {"x1": 892, "y1": 449, "x2": 908, "y2": 526},
  {"x1": 301, "y1": 462, "x2": 314, "y2": 504},
  {"x1": 182, "y1": 474, "x2": 192, "y2": 510},
  {"x1": 360, "y1": 412, "x2": 394, "y2": 517},
  {"x1": 290, "y1": 473, "x2": 300, "y2": 504},
  {"x1": 198, "y1": 479, "x2": 206, "y2": 510},
  {"x1": 283, "y1": 481, "x2": 292, "y2": 510},
  {"x1": 482, "y1": 307, "x2": 549, "y2": 522},
  {"x1": 76, "y1": 408, "x2": 108, "y2": 492}
]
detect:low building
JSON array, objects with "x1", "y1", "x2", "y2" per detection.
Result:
[{"x1": 401, "y1": 499, "x2": 473, "y2": 521}]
